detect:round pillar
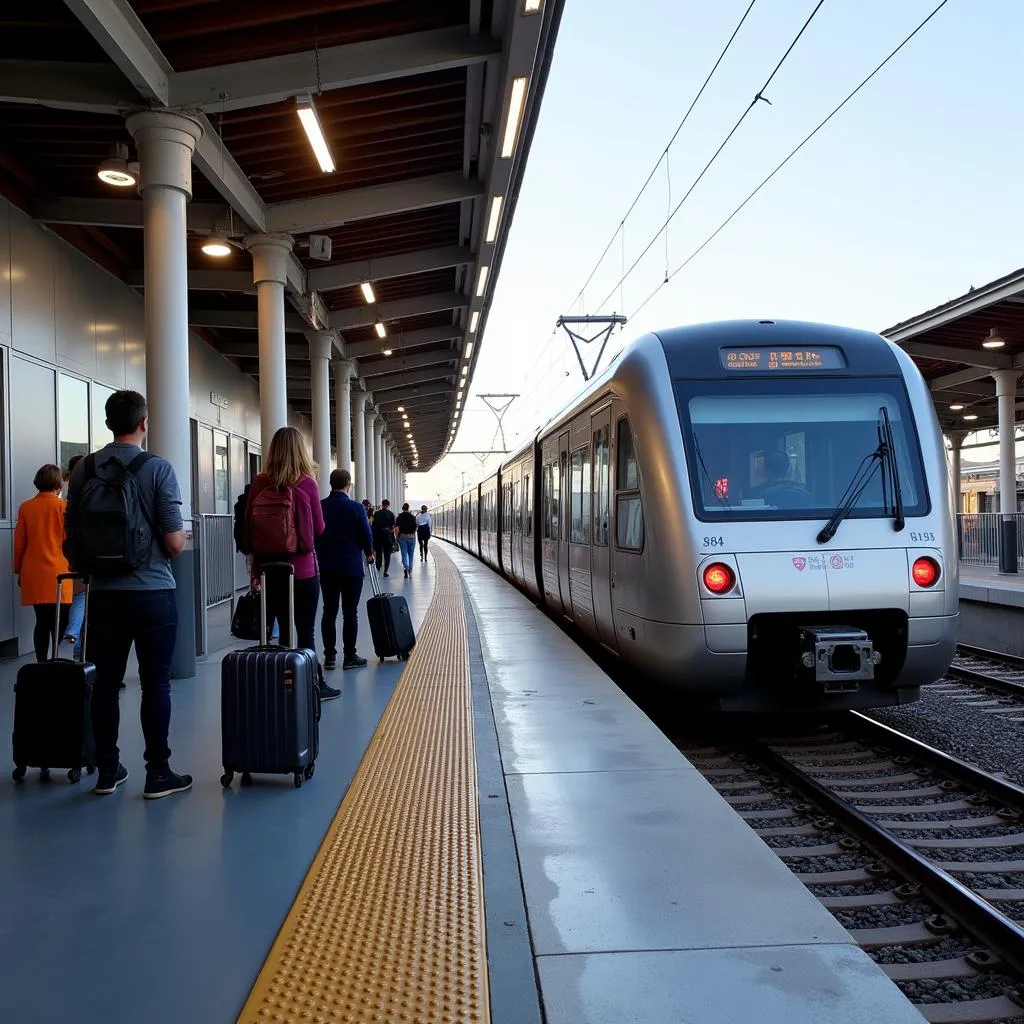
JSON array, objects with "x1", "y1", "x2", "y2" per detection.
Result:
[
  {"x1": 993, "y1": 369, "x2": 1020, "y2": 573},
  {"x1": 374, "y1": 421, "x2": 386, "y2": 501},
  {"x1": 245, "y1": 233, "x2": 294, "y2": 446},
  {"x1": 126, "y1": 109, "x2": 203, "y2": 680},
  {"x1": 334, "y1": 359, "x2": 355, "y2": 474},
  {"x1": 351, "y1": 389, "x2": 368, "y2": 500},
  {"x1": 364, "y1": 406, "x2": 378, "y2": 503},
  {"x1": 306, "y1": 331, "x2": 333, "y2": 497}
]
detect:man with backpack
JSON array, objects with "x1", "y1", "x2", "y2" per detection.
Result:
[{"x1": 64, "y1": 390, "x2": 190, "y2": 799}]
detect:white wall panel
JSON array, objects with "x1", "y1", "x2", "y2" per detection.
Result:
[
  {"x1": 10, "y1": 209, "x2": 56, "y2": 364},
  {"x1": 0, "y1": 202, "x2": 11, "y2": 344}
]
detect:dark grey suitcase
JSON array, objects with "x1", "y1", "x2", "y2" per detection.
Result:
[
  {"x1": 366, "y1": 563, "x2": 416, "y2": 662},
  {"x1": 220, "y1": 563, "x2": 320, "y2": 789},
  {"x1": 12, "y1": 574, "x2": 96, "y2": 784}
]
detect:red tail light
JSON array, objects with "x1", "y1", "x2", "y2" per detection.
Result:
[
  {"x1": 912, "y1": 556, "x2": 940, "y2": 587},
  {"x1": 703, "y1": 563, "x2": 736, "y2": 595}
]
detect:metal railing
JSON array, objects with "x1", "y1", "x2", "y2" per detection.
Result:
[
  {"x1": 199, "y1": 514, "x2": 234, "y2": 607},
  {"x1": 956, "y1": 512, "x2": 1024, "y2": 569}
]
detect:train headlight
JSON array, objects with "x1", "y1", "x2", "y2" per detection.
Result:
[
  {"x1": 702, "y1": 562, "x2": 736, "y2": 595},
  {"x1": 911, "y1": 556, "x2": 940, "y2": 588}
]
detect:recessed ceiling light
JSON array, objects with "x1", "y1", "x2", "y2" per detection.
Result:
[
  {"x1": 949, "y1": 404, "x2": 964, "y2": 411},
  {"x1": 382, "y1": 347, "x2": 392, "y2": 356},
  {"x1": 524, "y1": 0, "x2": 542, "y2": 12},
  {"x1": 964, "y1": 414, "x2": 979, "y2": 421},
  {"x1": 397, "y1": 406, "x2": 404, "y2": 412}
]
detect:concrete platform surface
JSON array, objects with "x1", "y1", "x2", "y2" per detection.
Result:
[{"x1": 446, "y1": 545, "x2": 925, "y2": 1024}]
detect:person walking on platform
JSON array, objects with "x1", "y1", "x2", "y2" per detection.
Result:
[
  {"x1": 416, "y1": 505, "x2": 432, "y2": 561},
  {"x1": 395, "y1": 503, "x2": 418, "y2": 578},
  {"x1": 317, "y1": 469, "x2": 374, "y2": 671},
  {"x1": 244, "y1": 426, "x2": 339, "y2": 702},
  {"x1": 64, "y1": 390, "x2": 190, "y2": 799},
  {"x1": 61, "y1": 453, "x2": 87, "y2": 660},
  {"x1": 14, "y1": 464, "x2": 73, "y2": 662},
  {"x1": 371, "y1": 498, "x2": 396, "y2": 577}
]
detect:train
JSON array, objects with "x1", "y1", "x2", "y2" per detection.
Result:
[{"x1": 434, "y1": 319, "x2": 958, "y2": 712}]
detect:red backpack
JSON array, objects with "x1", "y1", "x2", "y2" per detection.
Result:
[{"x1": 248, "y1": 484, "x2": 298, "y2": 556}]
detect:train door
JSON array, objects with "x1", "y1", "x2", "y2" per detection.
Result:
[
  {"x1": 512, "y1": 466, "x2": 523, "y2": 582},
  {"x1": 540, "y1": 442, "x2": 560, "y2": 610},
  {"x1": 590, "y1": 407, "x2": 617, "y2": 651},
  {"x1": 557, "y1": 431, "x2": 571, "y2": 617},
  {"x1": 568, "y1": 418, "x2": 596, "y2": 636}
]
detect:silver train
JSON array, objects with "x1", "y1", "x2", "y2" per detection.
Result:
[{"x1": 434, "y1": 319, "x2": 958, "y2": 712}]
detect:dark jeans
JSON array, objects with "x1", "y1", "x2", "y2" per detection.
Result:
[
  {"x1": 417, "y1": 527, "x2": 430, "y2": 558},
  {"x1": 86, "y1": 589, "x2": 177, "y2": 774},
  {"x1": 32, "y1": 603, "x2": 69, "y2": 663},
  {"x1": 264, "y1": 573, "x2": 322, "y2": 682},
  {"x1": 373, "y1": 532, "x2": 393, "y2": 574},
  {"x1": 320, "y1": 573, "x2": 363, "y2": 660}
]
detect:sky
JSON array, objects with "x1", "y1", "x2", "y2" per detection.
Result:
[{"x1": 407, "y1": 0, "x2": 1024, "y2": 504}]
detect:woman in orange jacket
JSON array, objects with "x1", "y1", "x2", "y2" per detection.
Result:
[{"x1": 13, "y1": 464, "x2": 72, "y2": 661}]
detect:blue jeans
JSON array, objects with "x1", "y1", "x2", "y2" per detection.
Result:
[
  {"x1": 86, "y1": 589, "x2": 178, "y2": 774},
  {"x1": 398, "y1": 536, "x2": 416, "y2": 571},
  {"x1": 65, "y1": 591, "x2": 85, "y2": 661}
]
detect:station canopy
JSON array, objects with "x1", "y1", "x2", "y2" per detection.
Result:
[
  {"x1": 0, "y1": 0, "x2": 564, "y2": 470},
  {"x1": 883, "y1": 267, "x2": 1024, "y2": 436}
]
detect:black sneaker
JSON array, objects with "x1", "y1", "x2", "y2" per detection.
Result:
[
  {"x1": 143, "y1": 768, "x2": 193, "y2": 800},
  {"x1": 383, "y1": 571, "x2": 389, "y2": 578},
  {"x1": 318, "y1": 683, "x2": 341, "y2": 701},
  {"x1": 343, "y1": 655, "x2": 368, "y2": 670},
  {"x1": 93, "y1": 763, "x2": 129, "y2": 795},
  {"x1": 324, "y1": 657, "x2": 337, "y2": 670},
  {"x1": 403, "y1": 568, "x2": 409, "y2": 578}
]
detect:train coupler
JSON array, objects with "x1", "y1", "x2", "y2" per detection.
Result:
[{"x1": 799, "y1": 626, "x2": 881, "y2": 693}]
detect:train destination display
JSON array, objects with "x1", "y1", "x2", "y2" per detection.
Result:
[{"x1": 720, "y1": 346, "x2": 846, "y2": 371}]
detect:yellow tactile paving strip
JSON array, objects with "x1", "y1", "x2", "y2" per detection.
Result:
[{"x1": 237, "y1": 546, "x2": 488, "y2": 1024}]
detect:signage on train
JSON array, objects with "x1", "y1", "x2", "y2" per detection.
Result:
[{"x1": 719, "y1": 346, "x2": 846, "y2": 371}]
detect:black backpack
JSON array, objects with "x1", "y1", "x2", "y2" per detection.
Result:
[
  {"x1": 233, "y1": 483, "x2": 252, "y2": 555},
  {"x1": 65, "y1": 451, "x2": 158, "y2": 576}
]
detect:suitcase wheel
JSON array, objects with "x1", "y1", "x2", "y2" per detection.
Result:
[
  {"x1": 40, "y1": 768, "x2": 52, "y2": 783},
  {"x1": 220, "y1": 772, "x2": 234, "y2": 788},
  {"x1": 241, "y1": 772, "x2": 253, "y2": 788},
  {"x1": 293, "y1": 772, "x2": 303, "y2": 789},
  {"x1": 11, "y1": 765, "x2": 25, "y2": 783},
  {"x1": 304, "y1": 763, "x2": 315, "y2": 781},
  {"x1": 67, "y1": 769, "x2": 81, "y2": 784}
]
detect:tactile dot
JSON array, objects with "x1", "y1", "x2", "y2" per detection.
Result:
[{"x1": 236, "y1": 548, "x2": 489, "y2": 1024}]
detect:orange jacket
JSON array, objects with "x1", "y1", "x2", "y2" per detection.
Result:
[{"x1": 13, "y1": 492, "x2": 71, "y2": 606}]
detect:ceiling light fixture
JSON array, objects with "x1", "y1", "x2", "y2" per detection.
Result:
[
  {"x1": 375, "y1": 321, "x2": 386, "y2": 339},
  {"x1": 397, "y1": 406, "x2": 404, "y2": 412},
  {"x1": 982, "y1": 328, "x2": 1006, "y2": 349},
  {"x1": 949, "y1": 403, "x2": 964, "y2": 411},
  {"x1": 201, "y1": 235, "x2": 232, "y2": 258},
  {"x1": 360, "y1": 281, "x2": 376, "y2": 304},
  {"x1": 97, "y1": 142, "x2": 138, "y2": 188},
  {"x1": 501, "y1": 77, "x2": 528, "y2": 159},
  {"x1": 469, "y1": 311, "x2": 480, "y2": 334},
  {"x1": 476, "y1": 265, "x2": 489, "y2": 296},
  {"x1": 485, "y1": 195, "x2": 504, "y2": 243},
  {"x1": 382, "y1": 347, "x2": 393, "y2": 356},
  {"x1": 524, "y1": 0, "x2": 543, "y2": 11},
  {"x1": 465, "y1": 341, "x2": 474, "y2": 359},
  {"x1": 295, "y1": 94, "x2": 335, "y2": 173},
  {"x1": 964, "y1": 413, "x2": 979, "y2": 421}
]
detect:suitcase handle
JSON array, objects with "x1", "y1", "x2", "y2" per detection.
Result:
[
  {"x1": 258, "y1": 562, "x2": 296, "y2": 647},
  {"x1": 53, "y1": 572, "x2": 89, "y2": 663},
  {"x1": 367, "y1": 561, "x2": 383, "y2": 598}
]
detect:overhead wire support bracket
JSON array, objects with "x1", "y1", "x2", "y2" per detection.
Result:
[
  {"x1": 448, "y1": 393, "x2": 519, "y2": 456},
  {"x1": 555, "y1": 314, "x2": 628, "y2": 382}
]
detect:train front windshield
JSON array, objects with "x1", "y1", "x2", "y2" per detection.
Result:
[{"x1": 676, "y1": 378, "x2": 929, "y2": 522}]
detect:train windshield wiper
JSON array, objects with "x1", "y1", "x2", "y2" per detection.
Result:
[{"x1": 817, "y1": 408, "x2": 905, "y2": 543}]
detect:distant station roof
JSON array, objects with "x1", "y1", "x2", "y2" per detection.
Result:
[
  {"x1": 883, "y1": 267, "x2": 1024, "y2": 435},
  {"x1": 0, "y1": 0, "x2": 564, "y2": 470}
]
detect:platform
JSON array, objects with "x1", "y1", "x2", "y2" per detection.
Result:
[
  {"x1": 0, "y1": 548, "x2": 924, "y2": 1023},
  {"x1": 958, "y1": 565, "x2": 1024, "y2": 654}
]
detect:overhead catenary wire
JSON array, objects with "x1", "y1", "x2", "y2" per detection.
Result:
[
  {"x1": 596, "y1": 0, "x2": 828, "y2": 311},
  {"x1": 568, "y1": 0, "x2": 760, "y2": 312},
  {"x1": 627, "y1": 0, "x2": 952, "y2": 322}
]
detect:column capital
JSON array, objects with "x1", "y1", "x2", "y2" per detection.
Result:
[
  {"x1": 333, "y1": 357, "x2": 356, "y2": 381},
  {"x1": 374, "y1": 419, "x2": 385, "y2": 438},
  {"x1": 946, "y1": 430, "x2": 969, "y2": 449},
  {"x1": 352, "y1": 389, "x2": 368, "y2": 412},
  {"x1": 125, "y1": 110, "x2": 203, "y2": 197},
  {"x1": 306, "y1": 330, "x2": 334, "y2": 362},
  {"x1": 244, "y1": 233, "x2": 295, "y2": 285}
]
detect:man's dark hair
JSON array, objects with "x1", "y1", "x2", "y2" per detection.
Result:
[
  {"x1": 105, "y1": 390, "x2": 148, "y2": 437},
  {"x1": 67, "y1": 453, "x2": 85, "y2": 475},
  {"x1": 33, "y1": 464, "x2": 63, "y2": 492},
  {"x1": 764, "y1": 450, "x2": 791, "y2": 479},
  {"x1": 330, "y1": 468, "x2": 351, "y2": 490},
  {"x1": 402, "y1": 503, "x2": 410, "y2": 511},
  {"x1": 381, "y1": 499, "x2": 390, "y2": 507}
]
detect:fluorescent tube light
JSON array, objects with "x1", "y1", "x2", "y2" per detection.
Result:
[
  {"x1": 485, "y1": 195, "x2": 503, "y2": 243},
  {"x1": 465, "y1": 341, "x2": 474, "y2": 359},
  {"x1": 476, "y1": 265, "x2": 489, "y2": 296},
  {"x1": 361, "y1": 281, "x2": 376, "y2": 304},
  {"x1": 295, "y1": 94, "x2": 335, "y2": 173},
  {"x1": 469, "y1": 312, "x2": 480, "y2": 334},
  {"x1": 501, "y1": 78, "x2": 528, "y2": 158},
  {"x1": 375, "y1": 321, "x2": 386, "y2": 339}
]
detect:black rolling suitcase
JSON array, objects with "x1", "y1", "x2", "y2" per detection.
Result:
[
  {"x1": 12, "y1": 573, "x2": 96, "y2": 784},
  {"x1": 220, "y1": 563, "x2": 320, "y2": 789},
  {"x1": 366, "y1": 563, "x2": 416, "y2": 662}
]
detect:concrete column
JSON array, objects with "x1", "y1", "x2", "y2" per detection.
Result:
[
  {"x1": 365, "y1": 406, "x2": 378, "y2": 502},
  {"x1": 333, "y1": 359, "x2": 355, "y2": 473},
  {"x1": 126, "y1": 109, "x2": 203, "y2": 679},
  {"x1": 351, "y1": 389, "x2": 368, "y2": 500},
  {"x1": 947, "y1": 431, "x2": 967, "y2": 516},
  {"x1": 245, "y1": 233, "x2": 294, "y2": 446},
  {"x1": 375, "y1": 421, "x2": 386, "y2": 501},
  {"x1": 306, "y1": 331, "x2": 333, "y2": 497},
  {"x1": 993, "y1": 369, "x2": 1019, "y2": 573}
]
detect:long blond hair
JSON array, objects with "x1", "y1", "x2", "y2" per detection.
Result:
[{"x1": 263, "y1": 426, "x2": 317, "y2": 488}]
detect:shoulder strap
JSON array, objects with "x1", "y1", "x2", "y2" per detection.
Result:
[
  {"x1": 122, "y1": 451, "x2": 159, "y2": 535},
  {"x1": 83, "y1": 452, "x2": 98, "y2": 482}
]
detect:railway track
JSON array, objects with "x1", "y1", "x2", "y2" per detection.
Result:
[
  {"x1": 680, "y1": 713, "x2": 1024, "y2": 1023},
  {"x1": 947, "y1": 646, "x2": 1024, "y2": 703}
]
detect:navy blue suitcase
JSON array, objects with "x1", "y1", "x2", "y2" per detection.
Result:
[
  {"x1": 220, "y1": 564, "x2": 319, "y2": 789},
  {"x1": 12, "y1": 573, "x2": 96, "y2": 784},
  {"x1": 366, "y1": 564, "x2": 416, "y2": 662}
]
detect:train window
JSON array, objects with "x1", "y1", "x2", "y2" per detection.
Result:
[
  {"x1": 593, "y1": 426, "x2": 610, "y2": 546},
  {"x1": 616, "y1": 418, "x2": 639, "y2": 490},
  {"x1": 551, "y1": 459, "x2": 561, "y2": 540},
  {"x1": 524, "y1": 474, "x2": 532, "y2": 538},
  {"x1": 570, "y1": 447, "x2": 591, "y2": 544},
  {"x1": 513, "y1": 480, "x2": 520, "y2": 535},
  {"x1": 616, "y1": 495, "x2": 644, "y2": 550},
  {"x1": 678, "y1": 381, "x2": 928, "y2": 522}
]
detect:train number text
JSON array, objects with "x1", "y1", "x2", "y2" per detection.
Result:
[
  {"x1": 909, "y1": 531, "x2": 936, "y2": 543},
  {"x1": 702, "y1": 536, "x2": 725, "y2": 549}
]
